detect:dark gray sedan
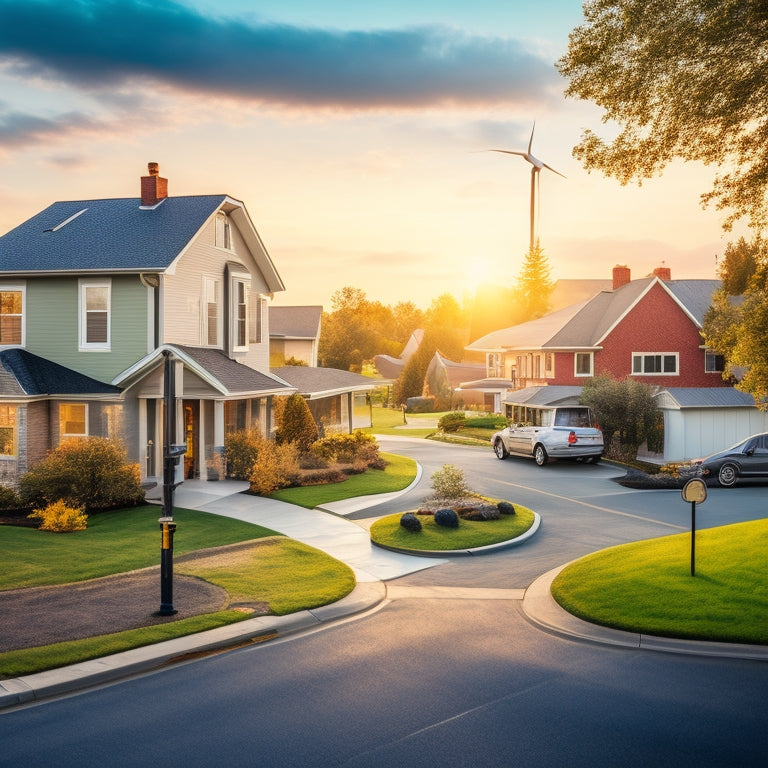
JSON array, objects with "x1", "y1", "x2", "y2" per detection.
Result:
[{"x1": 696, "y1": 433, "x2": 768, "y2": 487}]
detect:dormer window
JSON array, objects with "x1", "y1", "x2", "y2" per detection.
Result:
[
  {"x1": 0, "y1": 286, "x2": 24, "y2": 347},
  {"x1": 215, "y1": 212, "x2": 232, "y2": 250}
]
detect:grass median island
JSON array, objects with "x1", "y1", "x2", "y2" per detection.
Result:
[
  {"x1": 551, "y1": 518, "x2": 768, "y2": 645},
  {"x1": 0, "y1": 509, "x2": 355, "y2": 677},
  {"x1": 370, "y1": 503, "x2": 536, "y2": 552},
  {"x1": 269, "y1": 452, "x2": 417, "y2": 508}
]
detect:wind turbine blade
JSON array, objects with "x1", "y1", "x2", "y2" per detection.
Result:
[
  {"x1": 527, "y1": 122, "x2": 535, "y2": 154},
  {"x1": 542, "y1": 162, "x2": 567, "y2": 179},
  {"x1": 487, "y1": 149, "x2": 527, "y2": 159}
]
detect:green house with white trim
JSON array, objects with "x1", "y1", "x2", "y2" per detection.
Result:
[{"x1": 0, "y1": 163, "x2": 296, "y2": 485}]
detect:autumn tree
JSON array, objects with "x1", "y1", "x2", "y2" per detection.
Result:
[
  {"x1": 558, "y1": 1, "x2": 768, "y2": 231},
  {"x1": 702, "y1": 236, "x2": 768, "y2": 405}
]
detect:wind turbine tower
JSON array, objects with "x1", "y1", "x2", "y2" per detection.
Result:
[{"x1": 488, "y1": 123, "x2": 565, "y2": 252}]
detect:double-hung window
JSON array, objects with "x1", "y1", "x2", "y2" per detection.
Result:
[
  {"x1": 0, "y1": 405, "x2": 17, "y2": 456},
  {"x1": 632, "y1": 352, "x2": 678, "y2": 375},
  {"x1": 705, "y1": 350, "x2": 725, "y2": 373},
  {"x1": 0, "y1": 285, "x2": 24, "y2": 347},
  {"x1": 215, "y1": 213, "x2": 232, "y2": 250},
  {"x1": 79, "y1": 279, "x2": 111, "y2": 350},
  {"x1": 230, "y1": 273, "x2": 250, "y2": 351},
  {"x1": 202, "y1": 277, "x2": 221, "y2": 346},
  {"x1": 574, "y1": 352, "x2": 593, "y2": 377},
  {"x1": 60, "y1": 403, "x2": 87, "y2": 438}
]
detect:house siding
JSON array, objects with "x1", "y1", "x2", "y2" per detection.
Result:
[
  {"x1": 551, "y1": 283, "x2": 727, "y2": 388},
  {"x1": 25, "y1": 276, "x2": 150, "y2": 383},
  {"x1": 161, "y1": 215, "x2": 272, "y2": 370}
]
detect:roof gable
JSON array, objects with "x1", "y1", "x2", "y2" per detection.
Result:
[
  {"x1": 0, "y1": 194, "x2": 285, "y2": 293},
  {"x1": 269, "y1": 306, "x2": 322, "y2": 338}
]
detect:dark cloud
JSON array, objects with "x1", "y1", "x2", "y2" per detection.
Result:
[
  {"x1": 0, "y1": 0, "x2": 559, "y2": 108},
  {"x1": 0, "y1": 108, "x2": 99, "y2": 148}
]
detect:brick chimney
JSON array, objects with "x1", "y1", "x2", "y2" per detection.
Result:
[
  {"x1": 653, "y1": 265, "x2": 671, "y2": 281},
  {"x1": 141, "y1": 162, "x2": 168, "y2": 206},
  {"x1": 612, "y1": 265, "x2": 631, "y2": 290}
]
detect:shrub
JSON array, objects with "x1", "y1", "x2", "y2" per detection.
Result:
[
  {"x1": 28, "y1": 499, "x2": 88, "y2": 532},
  {"x1": 430, "y1": 464, "x2": 470, "y2": 500},
  {"x1": 224, "y1": 429, "x2": 263, "y2": 480},
  {"x1": 311, "y1": 431, "x2": 381, "y2": 466},
  {"x1": 400, "y1": 512, "x2": 422, "y2": 532},
  {"x1": 405, "y1": 396, "x2": 436, "y2": 413},
  {"x1": 249, "y1": 441, "x2": 300, "y2": 496},
  {"x1": 275, "y1": 393, "x2": 319, "y2": 452},
  {"x1": 0, "y1": 484, "x2": 22, "y2": 510},
  {"x1": 18, "y1": 437, "x2": 144, "y2": 513},
  {"x1": 434, "y1": 507, "x2": 460, "y2": 528},
  {"x1": 497, "y1": 501, "x2": 516, "y2": 516},
  {"x1": 438, "y1": 412, "x2": 466, "y2": 433}
]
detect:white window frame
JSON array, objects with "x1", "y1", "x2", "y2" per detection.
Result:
[
  {"x1": 632, "y1": 352, "x2": 679, "y2": 376},
  {"x1": 60, "y1": 403, "x2": 88, "y2": 439},
  {"x1": 0, "y1": 284, "x2": 26, "y2": 348},
  {"x1": 574, "y1": 352, "x2": 593, "y2": 377},
  {"x1": 202, "y1": 276, "x2": 221, "y2": 347},
  {"x1": 705, "y1": 349, "x2": 725, "y2": 374},
  {"x1": 251, "y1": 294, "x2": 265, "y2": 345},
  {"x1": 230, "y1": 272, "x2": 250, "y2": 352},
  {"x1": 79, "y1": 279, "x2": 111, "y2": 351},
  {"x1": 215, "y1": 212, "x2": 232, "y2": 250}
]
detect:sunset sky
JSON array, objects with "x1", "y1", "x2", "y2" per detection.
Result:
[{"x1": 0, "y1": 0, "x2": 745, "y2": 309}]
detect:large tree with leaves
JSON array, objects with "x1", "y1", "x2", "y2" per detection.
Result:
[
  {"x1": 702, "y1": 236, "x2": 768, "y2": 406},
  {"x1": 558, "y1": 1, "x2": 768, "y2": 231}
]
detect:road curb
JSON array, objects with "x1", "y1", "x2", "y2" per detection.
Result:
[
  {"x1": 0, "y1": 581, "x2": 386, "y2": 710},
  {"x1": 522, "y1": 564, "x2": 768, "y2": 660}
]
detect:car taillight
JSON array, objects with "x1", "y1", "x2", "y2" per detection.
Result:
[{"x1": 568, "y1": 431, "x2": 577, "y2": 444}]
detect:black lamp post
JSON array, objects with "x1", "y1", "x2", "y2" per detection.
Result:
[{"x1": 156, "y1": 350, "x2": 186, "y2": 616}]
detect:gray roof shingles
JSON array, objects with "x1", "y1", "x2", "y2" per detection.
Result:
[
  {"x1": 269, "y1": 306, "x2": 322, "y2": 338},
  {"x1": 0, "y1": 196, "x2": 227, "y2": 273},
  {"x1": 0, "y1": 349, "x2": 121, "y2": 396},
  {"x1": 176, "y1": 346, "x2": 294, "y2": 395}
]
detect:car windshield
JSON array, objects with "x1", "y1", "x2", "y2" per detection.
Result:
[{"x1": 553, "y1": 408, "x2": 593, "y2": 428}]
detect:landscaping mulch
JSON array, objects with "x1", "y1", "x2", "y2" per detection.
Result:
[{"x1": 0, "y1": 541, "x2": 266, "y2": 654}]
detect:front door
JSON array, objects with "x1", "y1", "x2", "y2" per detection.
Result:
[{"x1": 183, "y1": 401, "x2": 199, "y2": 479}]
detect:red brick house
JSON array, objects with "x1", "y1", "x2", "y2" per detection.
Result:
[{"x1": 465, "y1": 266, "x2": 728, "y2": 392}]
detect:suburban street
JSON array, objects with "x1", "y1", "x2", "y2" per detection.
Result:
[{"x1": 2, "y1": 438, "x2": 767, "y2": 767}]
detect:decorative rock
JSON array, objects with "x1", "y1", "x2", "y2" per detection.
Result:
[
  {"x1": 434, "y1": 507, "x2": 460, "y2": 528},
  {"x1": 400, "y1": 512, "x2": 422, "y2": 532},
  {"x1": 497, "y1": 501, "x2": 516, "y2": 516}
]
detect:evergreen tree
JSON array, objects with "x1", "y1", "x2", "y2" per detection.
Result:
[{"x1": 516, "y1": 239, "x2": 553, "y2": 320}]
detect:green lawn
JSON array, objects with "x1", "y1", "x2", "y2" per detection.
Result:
[
  {"x1": 269, "y1": 452, "x2": 417, "y2": 508},
  {"x1": 0, "y1": 506, "x2": 277, "y2": 590},
  {"x1": 0, "y1": 508, "x2": 355, "y2": 677},
  {"x1": 370, "y1": 503, "x2": 536, "y2": 551},
  {"x1": 551, "y1": 518, "x2": 768, "y2": 644}
]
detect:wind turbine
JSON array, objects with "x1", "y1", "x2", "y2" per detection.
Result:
[{"x1": 488, "y1": 123, "x2": 566, "y2": 252}]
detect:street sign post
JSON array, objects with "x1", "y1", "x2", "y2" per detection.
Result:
[{"x1": 681, "y1": 478, "x2": 707, "y2": 576}]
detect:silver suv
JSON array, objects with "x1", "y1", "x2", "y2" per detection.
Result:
[{"x1": 491, "y1": 405, "x2": 604, "y2": 466}]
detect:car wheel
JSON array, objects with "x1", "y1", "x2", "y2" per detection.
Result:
[
  {"x1": 534, "y1": 444, "x2": 548, "y2": 466},
  {"x1": 717, "y1": 462, "x2": 739, "y2": 487},
  {"x1": 493, "y1": 439, "x2": 508, "y2": 459}
]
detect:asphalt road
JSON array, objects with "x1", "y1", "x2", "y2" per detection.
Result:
[{"x1": 2, "y1": 438, "x2": 767, "y2": 767}]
